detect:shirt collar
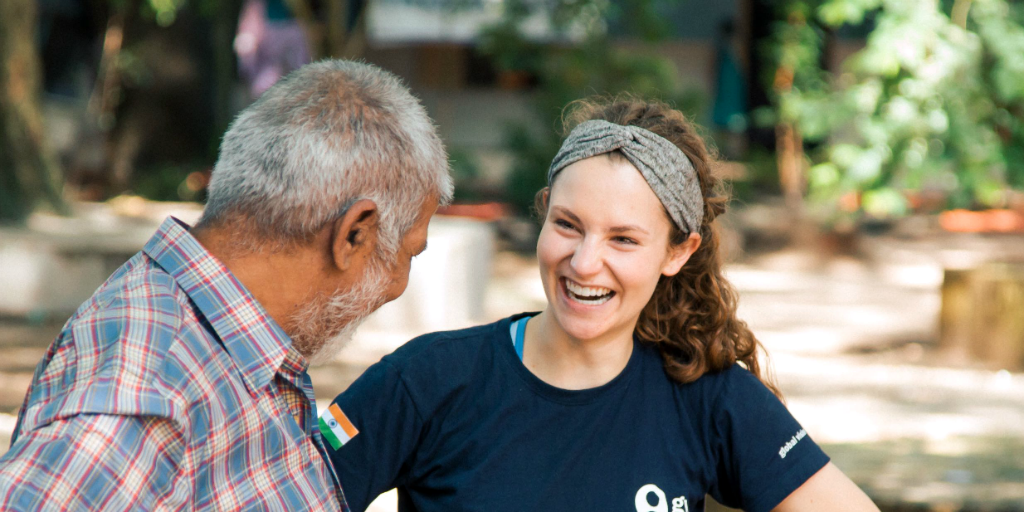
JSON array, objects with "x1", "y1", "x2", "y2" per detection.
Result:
[
  {"x1": 143, "y1": 216, "x2": 298, "y2": 394},
  {"x1": 280, "y1": 346, "x2": 311, "y2": 377}
]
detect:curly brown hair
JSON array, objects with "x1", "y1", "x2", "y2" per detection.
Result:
[{"x1": 539, "y1": 95, "x2": 781, "y2": 397}]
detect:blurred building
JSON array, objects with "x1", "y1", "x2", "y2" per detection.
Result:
[
  {"x1": 362, "y1": 0, "x2": 747, "y2": 179},
  {"x1": 357, "y1": 0, "x2": 868, "y2": 176}
]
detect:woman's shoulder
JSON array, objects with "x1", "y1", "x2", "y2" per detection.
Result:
[
  {"x1": 661, "y1": 360, "x2": 774, "y2": 407},
  {"x1": 360, "y1": 315, "x2": 527, "y2": 418},
  {"x1": 696, "y1": 363, "x2": 763, "y2": 388},
  {"x1": 380, "y1": 313, "x2": 528, "y2": 373}
]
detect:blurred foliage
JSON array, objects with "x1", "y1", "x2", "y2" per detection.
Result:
[
  {"x1": 730, "y1": 148, "x2": 785, "y2": 202},
  {"x1": 1, "y1": 0, "x2": 63, "y2": 223},
  {"x1": 447, "y1": 147, "x2": 491, "y2": 203},
  {"x1": 479, "y1": 0, "x2": 703, "y2": 215},
  {"x1": 767, "y1": 0, "x2": 1024, "y2": 221},
  {"x1": 2, "y1": 0, "x2": 238, "y2": 221},
  {"x1": 111, "y1": 0, "x2": 219, "y2": 26},
  {"x1": 96, "y1": 0, "x2": 235, "y2": 199},
  {"x1": 131, "y1": 163, "x2": 209, "y2": 202}
]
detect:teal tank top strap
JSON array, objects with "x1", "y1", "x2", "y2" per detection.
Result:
[{"x1": 509, "y1": 316, "x2": 529, "y2": 361}]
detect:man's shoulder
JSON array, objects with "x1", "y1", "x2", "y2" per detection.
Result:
[
  {"x1": 71, "y1": 252, "x2": 194, "y2": 356},
  {"x1": 20, "y1": 254, "x2": 217, "y2": 430}
]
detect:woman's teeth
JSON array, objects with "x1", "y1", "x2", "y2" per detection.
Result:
[{"x1": 564, "y1": 279, "x2": 614, "y2": 305}]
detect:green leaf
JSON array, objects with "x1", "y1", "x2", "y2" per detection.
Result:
[{"x1": 862, "y1": 187, "x2": 908, "y2": 217}]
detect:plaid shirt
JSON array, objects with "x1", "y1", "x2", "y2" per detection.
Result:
[{"x1": 0, "y1": 217, "x2": 349, "y2": 511}]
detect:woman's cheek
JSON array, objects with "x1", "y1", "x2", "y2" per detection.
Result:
[
  {"x1": 539, "y1": 232, "x2": 573, "y2": 265},
  {"x1": 607, "y1": 251, "x2": 661, "y2": 297}
]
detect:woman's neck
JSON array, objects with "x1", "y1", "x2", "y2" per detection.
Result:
[{"x1": 522, "y1": 310, "x2": 635, "y2": 390}]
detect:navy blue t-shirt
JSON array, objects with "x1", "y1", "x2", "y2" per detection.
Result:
[{"x1": 328, "y1": 314, "x2": 829, "y2": 512}]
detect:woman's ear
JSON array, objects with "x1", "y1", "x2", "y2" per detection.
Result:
[
  {"x1": 535, "y1": 187, "x2": 551, "y2": 219},
  {"x1": 661, "y1": 232, "x2": 702, "y2": 277}
]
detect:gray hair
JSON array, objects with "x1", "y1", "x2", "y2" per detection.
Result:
[{"x1": 201, "y1": 59, "x2": 453, "y2": 257}]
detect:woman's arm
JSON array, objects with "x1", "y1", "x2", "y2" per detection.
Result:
[{"x1": 773, "y1": 462, "x2": 880, "y2": 512}]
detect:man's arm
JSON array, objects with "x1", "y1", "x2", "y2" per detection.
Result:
[{"x1": 0, "y1": 414, "x2": 185, "y2": 511}]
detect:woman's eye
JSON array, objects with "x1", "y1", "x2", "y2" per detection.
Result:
[
  {"x1": 613, "y1": 236, "x2": 638, "y2": 245},
  {"x1": 554, "y1": 219, "x2": 576, "y2": 230}
]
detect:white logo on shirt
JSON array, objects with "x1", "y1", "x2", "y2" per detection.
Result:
[
  {"x1": 778, "y1": 428, "x2": 807, "y2": 459},
  {"x1": 635, "y1": 484, "x2": 688, "y2": 512}
]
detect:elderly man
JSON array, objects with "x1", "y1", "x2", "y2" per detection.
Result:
[{"x1": 0, "y1": 60, "x2": 452, "y2": 511}]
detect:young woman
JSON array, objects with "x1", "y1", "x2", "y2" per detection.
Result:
[{"x1": 323, "y1": 97, "x2": 879, "y2": 512}]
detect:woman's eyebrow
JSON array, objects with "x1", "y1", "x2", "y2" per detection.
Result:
[
  {"x1": 553, "y1": 206, "x2": 649, "y2": 235},
  {"x1": 608, "y1": 225, "x2": 649, "y2": 235},
  {"x1": 551, "y1": 206, "x2": 582, "y2": 224}
]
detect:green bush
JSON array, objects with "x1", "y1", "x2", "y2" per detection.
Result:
[{"x1": 772, "y1": 0, "x2": 1024, "y2": 220}]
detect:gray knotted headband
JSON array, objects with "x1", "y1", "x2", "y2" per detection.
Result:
[{"x1": 547, "y1": 119, "x2": 703, "y2": 234}]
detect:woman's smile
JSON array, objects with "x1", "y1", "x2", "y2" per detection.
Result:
[{"x1": 561, "y1": 277, "x2": 616, "y2": 306}]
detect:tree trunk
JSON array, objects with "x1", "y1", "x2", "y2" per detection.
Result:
[
  {"x1": 326, "y1": 0, "x2": 348, "y2": 57},
  {"x1": 776, "y1": 121, "x2": 805, "y2": 212},
  {"x1": 322, "y1": 0, "x2": 367, "y2": 59},
  {"x1": 0, "y1": 0, "x2": 68, "y2": 222},
  {"x1": 213, "y1": 0, "x2": 244, "y2": 136},
  {"x1": 90, "y1": 5, "x2": 132, "y2": 193},
  {"x1": 286, "y1": 0, "x2": 325, "y2": 58},
  {"x1": 940, "y1": 263, "x2": 1024, "y2": 371}
]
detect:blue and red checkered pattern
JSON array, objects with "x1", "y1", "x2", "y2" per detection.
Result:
[{"x1": 0, "y1": 217, "x2": 349, "y2": 511}]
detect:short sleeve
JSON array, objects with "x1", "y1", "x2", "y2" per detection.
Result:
[
  {"x1": 327, "y1": 360, "x2": 425, "y2": 512},
  {"x1": 707, "y1": 366, "x2": 829, "y2": 512}
]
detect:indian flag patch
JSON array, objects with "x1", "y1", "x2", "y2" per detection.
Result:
[{"x1": 318, "y1": 403, "x2": 359, "y2": 450}]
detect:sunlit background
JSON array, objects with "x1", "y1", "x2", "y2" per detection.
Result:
[{"x1": 2, "y1": 0, "x2": 1024, "y2": 510}]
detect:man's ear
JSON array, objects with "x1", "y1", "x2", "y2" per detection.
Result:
[
  {"x1": 661, "y1": 232, "x2": 702, "y2": 277},
  {"x1": 331, "y1": 199, "x2": 380, "y2": 272}
]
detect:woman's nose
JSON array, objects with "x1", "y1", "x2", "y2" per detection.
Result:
[{"x1": 570, "y1": 238, "x2": 602, "y2": 276}]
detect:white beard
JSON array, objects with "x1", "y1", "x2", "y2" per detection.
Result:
[{"x1": 290, "y1": 255, "x2": 391, "y2": 366}]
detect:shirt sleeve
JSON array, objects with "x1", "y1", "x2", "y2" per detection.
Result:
[
  {"x1": 327, "y1": 360, "x2": 426, "y2": 512},
  {"x1": 707, "y1": 366, "x2": 830, "y2": 512},
  {"x1": 0, "y1": 414, "x2": 185, "y2": 511}
]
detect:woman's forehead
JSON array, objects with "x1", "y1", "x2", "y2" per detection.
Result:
[{"x1": 550, "y1": 155, "x2": 672, "y2": 230}]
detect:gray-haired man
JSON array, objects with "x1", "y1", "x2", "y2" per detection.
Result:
[{"x1": 0, "y1": 60, "x2": 452, "y2": 511}]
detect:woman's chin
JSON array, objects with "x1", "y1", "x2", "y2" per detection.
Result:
[{"x1": 551, "y1": 312, "x2": 611, "y2": 342}]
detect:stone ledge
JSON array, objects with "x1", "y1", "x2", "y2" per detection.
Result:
[{"x1": 0, "y1": 201, "x2": 203, "y2": 319}]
